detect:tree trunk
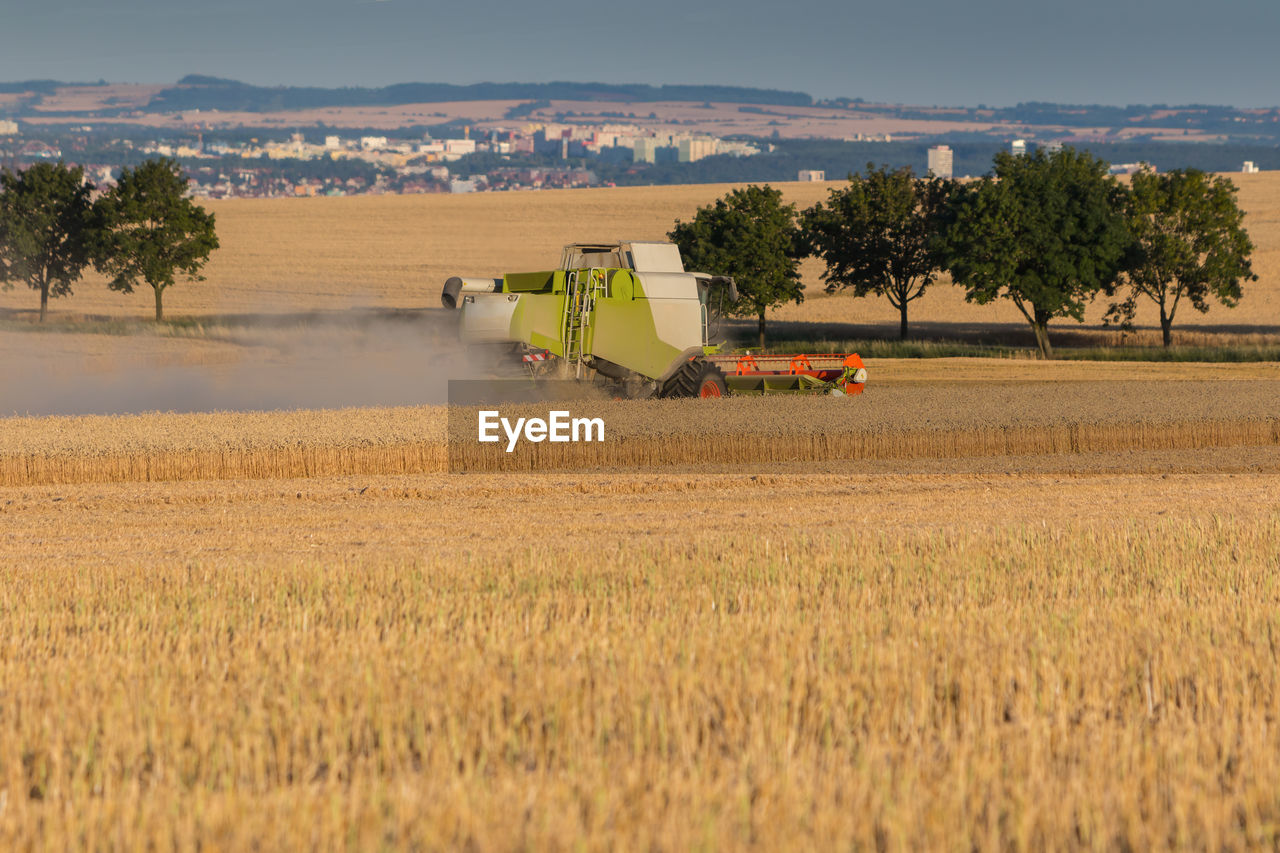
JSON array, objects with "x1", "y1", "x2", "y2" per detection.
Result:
[
  {"x1": 154, "y1": 286, "x2": 164, "y2": 322},
  {"x1": 899, "y1": 301, "x2": 909, "y2": 341},
  {"x1": 39, "y1": 283, "x2": 48, "y2": 323},
  {"x1": 1160, "y1": 311, "x2": 1173, "y2": 347},
  {"x1": 757, "y1": 310, "x2": 766, "y2": 349},
  {"x1": 1031, "y1": 319, "x2": 1053, "y2": 359}
]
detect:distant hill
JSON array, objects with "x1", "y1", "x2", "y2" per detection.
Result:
[
  {"x1": 0, "y1": 80, "x2": 69, "y2": 94},
  {"x1": 146, "y1": 77, "x2": 816, "y2": 112},
  {"x1": 818, "y1": 97, "x2": 1280, "y2": 135},
  {"x1": 3, "y1": 77, "x2": 1276, "y2": 148}
]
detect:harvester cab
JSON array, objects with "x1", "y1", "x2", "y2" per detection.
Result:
[{"x1": 441, "y1": 240, "x2": 865, "y2": 398}]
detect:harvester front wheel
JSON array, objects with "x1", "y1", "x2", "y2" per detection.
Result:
[{"x1": 661, "y1": 359, "x2": 728, "y2": 399}]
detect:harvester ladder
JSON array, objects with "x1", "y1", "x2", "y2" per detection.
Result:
[{"x1": 562, "y1": 268, "x2": 607, "y2": 378}]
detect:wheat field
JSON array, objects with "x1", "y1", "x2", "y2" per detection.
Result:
[
  {"x1": 3, "y1": 465, "x2": 1280, "y2": 848},
  {"x1": 3, "y1": 374, "x2": 1280, "y2": 847},
  {"x1": 2, "y1": 175, "x2": 1279, "y2": 849},
  {"x1": 2, "y1": 377, "x2": 1278, "y2": 485}
]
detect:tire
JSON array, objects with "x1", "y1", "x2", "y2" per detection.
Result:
[
  {"x1": 695, "y1": 362, "x2": 728, "y2": 398},
  {"x1": 660, "y1": 359, "x2": 728, "y2": 399}
]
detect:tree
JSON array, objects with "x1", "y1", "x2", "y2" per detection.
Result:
[
  {"x1": 669, "y1": 184, "x2": 804, "y2": 348},
  {"x1": 1111, "y1": 168, "x2": 1256, "y2": 346},
  {"x1": 802, "y1": 164, "x2": 952, "y2": 340},
  {"x1": 0, "y1": 162, "x2": 97, "y2": 322},
  {"x1": 94, "y1": 158, "x2": 218, "y2": 321},
  {"x1": 938, "y1": 147, "x2": 1129, "y2": 358}
]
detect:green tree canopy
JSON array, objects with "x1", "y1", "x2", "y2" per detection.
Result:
[
  {"x1": 94, "y1": 158, "x2": 219, "y2": 321},
  {"x1": 669, "y1": 184, "x2": 804, "y2": 348},
  {"x1": 0, "y1": 162, "x2": 97, "y2": 322},
  {"x1": 1111, "y1": 168, "x2": 1256, "y2": 346},
  {"x1": 802, "y1": 164, "x2": 953, "y2": 340},
  {"x1": 939, "y1": 147, "x2": 1129, "y2": 358}
]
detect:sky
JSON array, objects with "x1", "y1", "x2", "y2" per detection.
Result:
[{"x1": 1, "y1": 0, "x2": 1277, "y2": 107}]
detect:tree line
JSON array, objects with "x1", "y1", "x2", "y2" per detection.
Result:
[
  {"x1": 671, "y1": 147, "x2": 1256, "y2": 356},
  {"x1": 147, "y1": 77, "x2": 814, "y2": 114},
  {"x1": 0, "y1": 158, "x2": 218, "y2": 322}
]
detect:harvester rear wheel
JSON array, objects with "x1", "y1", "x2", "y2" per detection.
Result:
[{"x1": 660, "y1": 359, "x2": 728, "y2": 399}]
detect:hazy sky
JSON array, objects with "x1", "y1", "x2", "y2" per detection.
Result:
[{"x1": 2, "y1": 0, "x2": 1277, "y2": 107}]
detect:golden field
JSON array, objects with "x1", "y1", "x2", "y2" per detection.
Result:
[
  {"x1": 2, "y1": 374, "x2": 1278, "y2": 485},
  {"x1": 1, "y1": 176, "x2": 1279, "y2": 848},
  {"x1": 3, "y1": 460, "x2": 1280, "y2": 848},
  {"x1": 2, "y1": 367, "x2": 1280, "y2": 846},
  {"x1": 2, "y1": 174, "x2": 1278, "y2": 339}
]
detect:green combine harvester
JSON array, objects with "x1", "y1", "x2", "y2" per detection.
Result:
[{"x1": 441, "y1": 240, "x2": 866, "y2": 398}]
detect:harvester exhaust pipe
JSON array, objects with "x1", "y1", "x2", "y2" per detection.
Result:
[{"x1": 442, "y1": 276, "x2": 502, "y2": 309}]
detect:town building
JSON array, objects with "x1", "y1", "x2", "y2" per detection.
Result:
[
  {"x1": 797, "y1": 170, "x2": 825, "y2": 182},
  {"x1": 444, "y1": 139, "x2": 477, "y2": 157},
  {"x1": 19, "y1": 141, "x2": 60, "y2": 159},
  {"x1": 1108, "y1": 163, "x2": 1155, "y2": 176},
  {"x1": 632, "y1": 137, "x2": 657, "y2": 164},
  {"x1": 677, "y1": 138, "x2": 716, "y2": 163},
  {"x1": 926, "y1": 145, "x2": 953, "y2": 179},
  {"x1": 716, "y1": 140, "x2": 761, "y2": 158}
]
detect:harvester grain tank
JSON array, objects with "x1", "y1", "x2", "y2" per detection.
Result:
[{"x1": 441, "y1": 241, "x2": 866, "y2": 398}]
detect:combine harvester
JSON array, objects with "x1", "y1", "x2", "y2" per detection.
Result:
[{"x1": 441, "y1": 241, "x2": 866, "y2": 398}]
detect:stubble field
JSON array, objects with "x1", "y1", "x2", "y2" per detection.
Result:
[
  {"x1": 1, "y1": 182, "x2": 1279, "y2": 848},
  {"x1": 4, "y1": 368, "x2": 1280, "y2": 847}
]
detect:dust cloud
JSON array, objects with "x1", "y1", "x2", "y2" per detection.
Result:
[{"x1": 0, "y1": 311, "x2": 519, "y2": 417}]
